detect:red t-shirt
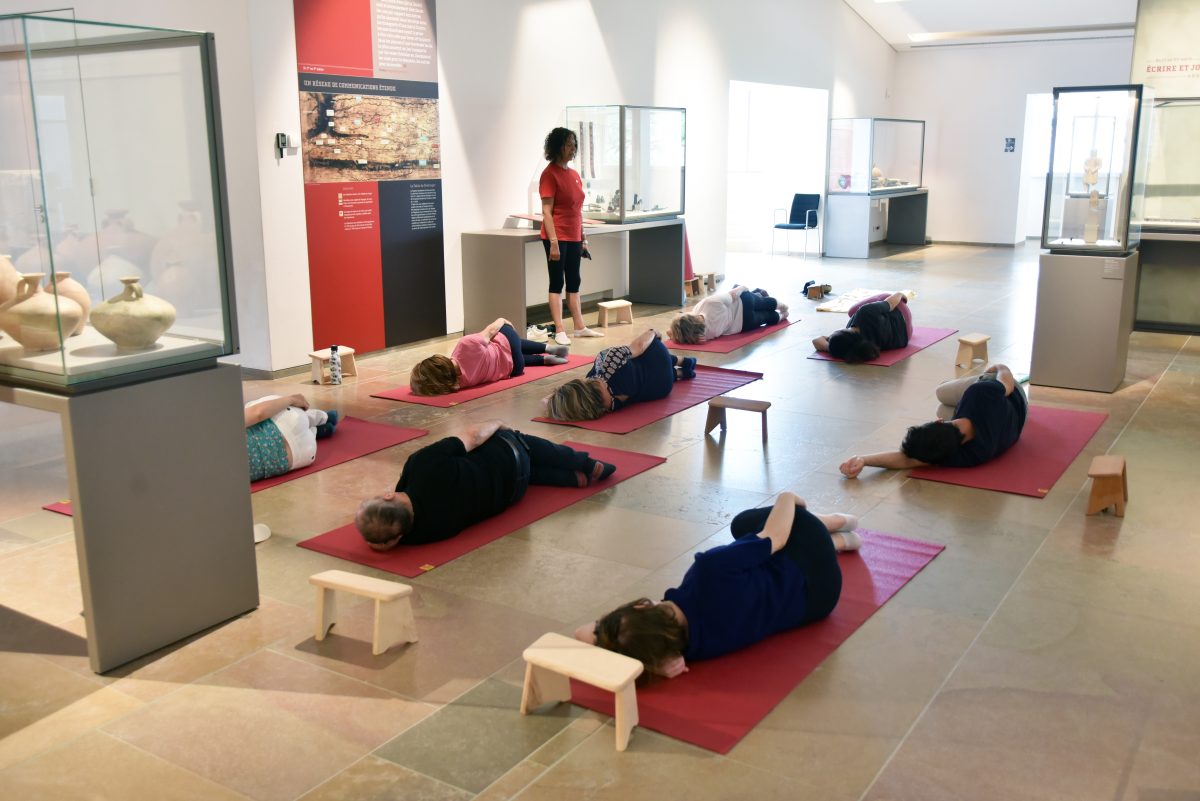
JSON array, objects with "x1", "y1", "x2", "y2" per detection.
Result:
[{"x1": 539, "y1": 163, "x2": 584, "y2": 242}]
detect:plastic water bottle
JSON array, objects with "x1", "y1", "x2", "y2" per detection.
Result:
[{"x1": 329, "y1": 345, "x2": 342, "y2": 385}]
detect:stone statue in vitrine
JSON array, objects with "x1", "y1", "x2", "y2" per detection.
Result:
[
  {"x1": 0, "y1": 273, "x2": 84, "y2": 351},
  {"x1": 1084, "y1": 191, "x2": 1102, "y2": 244},
  {"x1": 90, "y1": 276, "x2": 176, "y2": 350},
  {"x1": 1082, "y1": 149, "x2": 1102, "y2": 191}
]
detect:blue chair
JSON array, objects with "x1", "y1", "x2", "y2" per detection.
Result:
[{"x1": 772, "y1": 194, "x2": 821, "y2": 259}]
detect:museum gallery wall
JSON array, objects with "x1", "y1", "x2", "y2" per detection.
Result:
[{"x1": 293, "y1": 0, "x2": 446, "y2": 352}]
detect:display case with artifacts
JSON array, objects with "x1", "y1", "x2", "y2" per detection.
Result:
[
  {"x1": 0, "y1": 14, "x2": 236, "y2": 392},
  {"x1": 563, "y1": 105, "x2": 685, "y2": 223},
  {"x1": 1041, "y1": 85, "x2": 1148, "y2": 254},
  {"x1": 828, "y1": 118, "x2": 925, "y2": 195}
]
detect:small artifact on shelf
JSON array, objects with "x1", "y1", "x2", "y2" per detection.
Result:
[
  {"x1": 0, "y1": 253, "x2": 19, "y2": 307},
  {"x1": 45, "y1": 272, "x2": 92, "y2": 336},
  {"x1": 1083, "y1": 191, "x2": 1102, "y2": 244},
  {"x1": 1082, "y1": 149, "x2": 1102, "y2": 191},
  {"x1": 89, "y1": 276, "x2": 176, "y2": 350},
  {"x1": 0, "y1": 272, "x2": 83, "y2": 351}
]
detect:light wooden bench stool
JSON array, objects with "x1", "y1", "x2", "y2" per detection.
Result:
[
  {"x1": 684, "y1": 276, "x2": 702, "y2": 297},
  {"x1": 309, "y1": 569, "x2": 417, "y2": 655},
  {"x1": 806, "y1": 284, "x2": 825, "y2": 300},
  {"x1": 309, "y1": 346, "x2": 358, "y2": 384},
  {"x1": 955, "y1": 333, "x2": 989, "y2": 368},
  {"x1": 706, "y1": 396, "x2": 772, "y2": 442},
  {"x1": 698, "y1": 271, "x2": 717, "y2": 292},
  {"x1": 597, "y1": 299, "x2": 634, "y2": 328},
  {"x1": 519, "y1": 632, "x2": 643, "y2": 751},
  {"x1": 1086, "y1": 454, "x2": 1127, "y2": 517}
]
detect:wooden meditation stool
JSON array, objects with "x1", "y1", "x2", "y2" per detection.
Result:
[
  {"x1": 955, "y1": 333, "x2": 989, "y2": 368},
  {"x1": 597, "y1": 299, "x2": 634, "y2": 328},
  {"x1": 698, "y1": 271, "x2": 717, "y2": 292},
  {"x1": 706, "y1": 396, "x2": 772, "y2": 442},
  {"x1": 806, "y1": 284, "x2": 825, "y2": 300},
  {"x1": 309, "y1": 346, "x2": 358, "y2": 384},
  {"x1": 684, "y1": 276, "x2": 702, "y2": 297},
  {"x1": 520, "y1": 632, "x2": 644, "y2": 751},
  {"x1": 1086, "y1": 454, "x2": 1128, "y2": 517},
  {"x1": 309, "y1": 569, "x2": 418, "y2": 655}
]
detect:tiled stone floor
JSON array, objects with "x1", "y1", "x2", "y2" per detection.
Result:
[{"x1": 1, "y1": 242, "x2": 1197, "y2": 800}]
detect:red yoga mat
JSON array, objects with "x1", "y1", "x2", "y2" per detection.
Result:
[
  {"x1": 533, "y1": 365, "x2": 763, "y2": 434},
  {"x1": 571, "y1": 530, "x2": 944, "y2": 753},
  {"x1": 370, "y1": 354, "x2": 592, "y2": 407},
  {"x1": 296, "y1": 442, "x2": 666, "y2": 576},
  {"x1": 910, "y1": 405, "x2": 1107, "y2": 497},
  {"x1": 807, "y1": 326, "x2": 958, "y2": 366},
  {"x1": 667, "y1": 320, "x2": 794, "y2": 353},
  {"x1": 41, "y1": 417, "x2": 428, "y2": 517}
]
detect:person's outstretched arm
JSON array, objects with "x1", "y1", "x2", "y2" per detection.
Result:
[
  {"x1": 884, "y1": 291, "x2": 907, "y2": 310},
  {"x1": 244, "y1": 394, "x2": 308, "y2": 427},
  {"x1": 540, "y1": 196, "x2": 560, "y2": 261},
  {"x1": 456, "y1": 419, "x2": 506, "y2": 452},
  {"x1": 984, "y1": 363, "x2": 1017, "y2": 395},
  {"x1": 480, "y1": 317, "x2": 512, "y2": 341},
  {"x1": 812, "y1": 335, "x2": 830, "y2": 352},
  {"x1": 840, "y1": 451, "x2": 927, "y2": 478}
]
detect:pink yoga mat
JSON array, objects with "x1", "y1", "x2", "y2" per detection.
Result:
[
  {"x1": 371, "y1": 354, "x2": 592, "y2": 407},
  {"x1": 807, "y1": 326, "x2": 958, "y2": 366},
  {"x1": 910, "y1": 405, "x2": 1107, "y2": 497},
  {"x1": 41, "y1": 417, "x2": 428, "y2": 517},
  {"x1": 666, "y1": 320, "x2": 793, "y2": 353},
  {"x1": 296, "y1": 442, "x2": 666, "y2": 576},
  {"x1": 533, "y1": 365, "x2": 763, "y2": 434},
  {"x1": 572, "y1": 530, "x2": 944, "y2": 753}
]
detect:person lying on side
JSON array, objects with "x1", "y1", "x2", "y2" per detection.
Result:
[
  {"x1": 839, "y1": 363, "x2": 1027, "y2": 478},
  {"x1": 812, "y1": 291, "x2": 912, "y2": 363},
  {"x1": 409, "y1": 317, "x2": 569, "y2": 396},
  {"x1": 244, "y1": 393, "x2": 338, "y2": 481},
  {"x1": 355, "y1": 419, "x2": 615, "y2": 550},
  {"x1": 575, "y1": 492, "x2": 860, "y2": 679},
  {"x1": 667, "y1": 285, "x2": 789, "y2": 345}
]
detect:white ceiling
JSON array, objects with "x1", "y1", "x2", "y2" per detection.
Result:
[{"x1": 841, "y1": 0, "x2": 1139, "y2": 50}]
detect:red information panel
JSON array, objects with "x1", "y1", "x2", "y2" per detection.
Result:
[
  {"x1": 303, "y1": 183, "x2": 385, "y2": 352},
  {"x1": 294, "y1": 0, "x2": 374, "y2": 77}
]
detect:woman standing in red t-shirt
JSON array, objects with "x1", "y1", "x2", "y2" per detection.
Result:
[{"x1": 540, "y1": 127, "x2": 604, "y2": 346}]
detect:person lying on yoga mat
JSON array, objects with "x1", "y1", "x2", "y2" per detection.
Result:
[
  {"x1": 575, "y1": 492, "x2": 860, "y2": 678},
  {"x1": 244, "y1": 393, "x2": 338, "y2": 481},
  {"x1": 408, "y1": 317, "x2": 570, "y2": 396},
  {"x1": 543, "y1": 328, "x2": 696, "y2": 421},
  {"x1": 812, "y1": 291, "x2": 912, "y2": 363},
  {"x1": 354, "y1": 419, "x2": 616, "y2": 550},
  {"x1": 667, "y1": 285, "x2": 789, "y2": 345},
  {"x1": 839, "y1": 363, "x2": 1027, "y2": 477}
]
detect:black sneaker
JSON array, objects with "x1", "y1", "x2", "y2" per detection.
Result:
[{"x1": 680, "y1": 357, "x2": 697, "y2": 380}]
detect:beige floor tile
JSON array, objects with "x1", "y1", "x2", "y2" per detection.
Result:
[
  {"x1": 0, "y1": 510, "x2": 75, "y2": 541},
  {"x1": 299, "y1": 755, "x2": 472, "y2": 801},
  {"x1": 0, "y1": 730, "x2": 248, "y2": 801},
  {"x1": 0, "y1": 683, "x2": 141, "y2": 771}
]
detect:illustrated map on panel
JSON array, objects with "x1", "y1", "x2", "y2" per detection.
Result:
[{"x1": 301, "y1": 92, "x2": 441, "y2": 183}]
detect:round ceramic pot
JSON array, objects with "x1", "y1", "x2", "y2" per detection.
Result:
[
  {"x1": 0, "y1": 272, "x2": 84, "y2": 351},
  {"x1": 0, "y1": 253, "x2": 20, "y2": 308},
  {"x1": 90, "y1": 276, "x2": 176, "y2": 350},
  {"x1": 44, "y1": 272, "x2": 92, "y2": 336}
]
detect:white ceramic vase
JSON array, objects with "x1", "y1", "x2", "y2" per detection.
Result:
[
  {"x1": 90, "y1": 276, "x2": 176, "y2": 350},
  {"x1": 0, "y1": 272, "x2": 83, "y2": 351},
  {"x1": 0, "y1": 253, "x2": 19, "y2": 309},
  {"x1": 44, "y1": 272, "x2": 92, "y2": 336}
]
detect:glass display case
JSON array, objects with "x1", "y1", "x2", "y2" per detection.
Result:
[
  {"x1": 563, "y1": 105, "x2": 685, "y2": 223},
  {"x1": 1041, "y1": 84, "x2": 1148, "y2": 253},
  {"x1": 1135, "y1": 97, "x2": 1200, "y2": 231},
  {"x1": 828, "y1": 118, "x2": 925, "y2": 194},
  {"x1": 0, "y1": 14, "x2": 236, "y2": 392}
]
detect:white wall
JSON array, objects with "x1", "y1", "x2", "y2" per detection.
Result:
[
  {"x1": 891, "y1": 38, "x2": 1134, "y2": 245},
  {"x1": 435, "y1": 0, "x2": 895, "y2": 331}
]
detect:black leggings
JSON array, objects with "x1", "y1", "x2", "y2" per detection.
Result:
[
  {"x1": 543, "y1": 239, "x2": 583, "y2": 294},
  {"x1": 739, "y1": 291, "x2": 781, "y2": 332},
  {"x1": 498, "y1": 430, "x2": 595, "y2": 504},
  {"x1": 497, "y1": 323, "x2": 550, "y2": 376},
  {"x1": 730, "y1": 505, "x2": 842, "y2": 621}
]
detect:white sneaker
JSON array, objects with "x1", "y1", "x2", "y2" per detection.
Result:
[
  {"x1": 554, "y1": 331, "x2": 571, "y2": 346},
  {"x1": 572, "y1": 327, "x2": 605, "y2": 338},
  {"x1": 526, "y1": 325, "x2": 549, "y2": 342}
]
